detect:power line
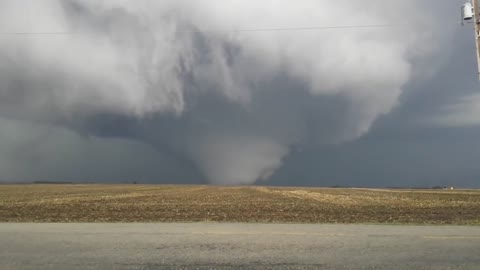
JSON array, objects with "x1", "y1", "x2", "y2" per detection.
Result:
[
  {"x1": 0, "y1": 32, "x2": 71, "y2": 35},
  {"x1": 177, "y1": 23, "x2": 412, "y2": 33},
  {"x1": 0, "y1": 22, "x2": 462, "y2": 36}
]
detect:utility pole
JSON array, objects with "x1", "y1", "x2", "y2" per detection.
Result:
[{"x1": 473, "y1": 0, "x2": 480, "y2": 79}]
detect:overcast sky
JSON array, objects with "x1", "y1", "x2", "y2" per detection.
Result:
[{"x1": 0, "y1": 0, "x2": 479, "y2": 187}]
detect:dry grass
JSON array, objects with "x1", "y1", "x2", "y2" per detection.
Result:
[{"x1": 0, "y1": 185, "x2": 479, "y2": 224}]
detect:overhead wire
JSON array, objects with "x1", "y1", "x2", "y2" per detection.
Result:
[
  {"x1": 176, "y1": 23, "x2": 411, "y2": 33},
  {"x1": 0, "y1": 22, "x2": 464, "y2": 36},
  {"x1": 0, "y1": 32, "x2": 72, "y2": 35}
]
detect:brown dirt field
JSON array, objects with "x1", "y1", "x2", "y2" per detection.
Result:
[{"x1": 0, "y1": 185, "x2": 479, "y2": 224}]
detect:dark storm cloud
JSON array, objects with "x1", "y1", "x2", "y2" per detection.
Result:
[
  {"x1": 264, "y1": 4, "x2": 480, "y2": 188},
  {"x1": 0, "y1": 0, "x2": 478, "y2": 187}
]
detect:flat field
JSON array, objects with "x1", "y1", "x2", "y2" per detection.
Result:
[{"x1": 0, "y1": 185, "x2": 479, "y2": 224}]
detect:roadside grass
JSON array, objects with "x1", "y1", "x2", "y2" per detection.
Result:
[{"x1": 0, "y1": 185, "x2": 479, "y2": 224}]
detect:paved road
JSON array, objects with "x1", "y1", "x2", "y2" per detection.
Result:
[{"x1": 1, "y1": 223, "x2": 480, "y2": 270}]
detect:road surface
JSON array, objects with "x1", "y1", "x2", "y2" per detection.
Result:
[{"x1": 1, "y1": 223, "x2": 480, "y2": 269}]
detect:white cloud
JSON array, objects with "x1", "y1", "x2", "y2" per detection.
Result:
[
  {"x1": 0, "y1": 0, "x2": 446, "y2": 184},
  {"x1": 433, "y1": 93, "x2": 480, "y2": 127}
]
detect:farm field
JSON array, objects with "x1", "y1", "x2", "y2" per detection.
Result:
[{"x1": 0, "y1": 185, "x2": 479, "y2": 224}]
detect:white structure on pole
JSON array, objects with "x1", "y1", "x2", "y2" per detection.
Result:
[
  {"x1": 463, "y1": 0, "x2": 480, "y2": 79},
  {"x1": 463, "y1": 2, "x2": 474, "y2": 22}
]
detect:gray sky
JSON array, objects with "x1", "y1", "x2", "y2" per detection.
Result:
[{"x1": 0, "y1": 0, "x2": 479, "y2": 187}]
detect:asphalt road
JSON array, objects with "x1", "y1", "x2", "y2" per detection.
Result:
[{"x1": 1, "y1": 223, "x2": 480, "y2": 270}]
